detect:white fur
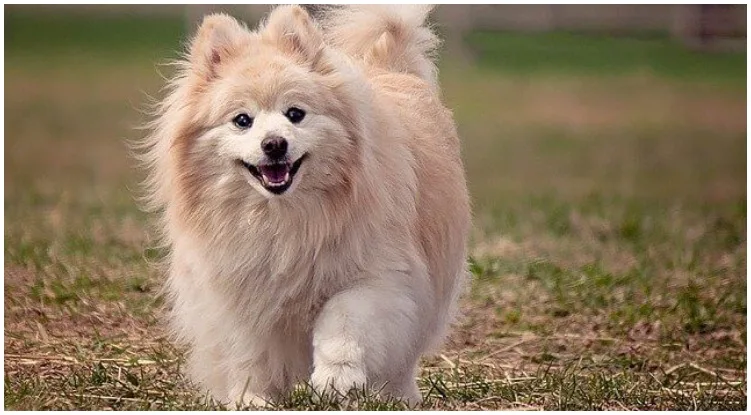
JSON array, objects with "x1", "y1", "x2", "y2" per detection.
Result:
[{"x1": 137, "y1": 5, "x2": 470, "y2": 406}]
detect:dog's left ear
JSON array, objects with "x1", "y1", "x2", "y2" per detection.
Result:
[{"x1": 262, "y1": 5, "x2": 324, "y2": 65}]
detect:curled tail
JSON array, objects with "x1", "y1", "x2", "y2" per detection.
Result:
[{"x1": 319, "y1": 5, "x2": 440, "y2": 86}]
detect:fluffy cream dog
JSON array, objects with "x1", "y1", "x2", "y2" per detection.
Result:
[{"x1": 138, "y1": 4, "x2": 470, "y2": 406}]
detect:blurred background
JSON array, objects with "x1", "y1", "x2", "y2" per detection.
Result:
[
  {"x1": 6, "y1": 3, "x2": 746, "y2": 231},
  {"x1": 4, "y1": 4, "x2": 747, "y2": 410}
]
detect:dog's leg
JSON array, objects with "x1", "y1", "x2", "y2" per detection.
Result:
[
  {"x1": 184, "y1": 345, "x2": 231, "y2": 403},
  {"x1": 225, "y1": 359, "x2": 280, "y2": 409},
  {"x1": 226, "y1": 329, "x2": 311, "y2": 408},
  {"x1": 227, "y1": 382, "x2": 274, "y2": 409},
  {"x1": 310, "y1": 271, "x2": 426, "y2": 404}
]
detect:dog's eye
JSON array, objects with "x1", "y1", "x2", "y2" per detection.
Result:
[
  {"x1": 284, "y1": 107, "x2": 306, "y2": 124},
  {"x1": 233, "y1": 113, "x2": 253, "y2": 129}
]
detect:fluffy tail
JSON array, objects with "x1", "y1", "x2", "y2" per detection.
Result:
[{"x1": 319, "y1": 5, "x2": 440, "y2": 86}]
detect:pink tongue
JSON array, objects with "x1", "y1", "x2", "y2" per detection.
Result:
[{"x1": 259, "y1": 163, "x2": 289, "y2": 183}]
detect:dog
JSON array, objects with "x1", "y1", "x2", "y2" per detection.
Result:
[{"x1": 137, "y1": 4, "x2": 470, "y2": 406}]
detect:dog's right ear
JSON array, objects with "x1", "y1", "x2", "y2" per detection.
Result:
[
  {"x1": 261, "y1": 5, "x2": 324, "y2": 66},
  {"x1": 188, "y1": 14, "x2": 248, "y2": 80}
]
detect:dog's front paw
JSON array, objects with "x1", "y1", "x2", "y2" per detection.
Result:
[
  {"x1": 310, "y1": 363, "x2": 367, "y2": 398},
  {"x1": 227, "y1": 386, "x2": 272, "y2": 409}
]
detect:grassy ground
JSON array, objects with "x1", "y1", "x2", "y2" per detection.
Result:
[{"x1": 4, "y1": 9, "x2": 747, "y2": 410}]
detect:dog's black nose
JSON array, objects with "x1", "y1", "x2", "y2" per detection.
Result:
[{"x1": 261, "y1": 136, "x2": 288, "y2": 159}]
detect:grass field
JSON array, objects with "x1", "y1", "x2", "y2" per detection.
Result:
[{"x1": 4, "y1": 9, "x2": 747, "y2": 410}]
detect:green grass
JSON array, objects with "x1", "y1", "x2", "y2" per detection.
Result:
[
  {"x1": 466, "y1": 30, "x2": 746, "y2": 82},
  {"x1": 5, "y1": 6, "x2": 186, "y2": 65},
  {"x1": 4, "y1": 7, "x2": 747, "y2": 410}
]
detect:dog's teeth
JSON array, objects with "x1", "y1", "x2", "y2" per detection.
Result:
[
  {"x1": 284, "y1": 172, "x2": 290, "y2": 182},
  {"x1": 265, "y1": 179, "x2": 285, "y2": 188}
]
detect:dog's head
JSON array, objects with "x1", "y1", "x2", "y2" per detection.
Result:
[{"x1": 172, "y1": 6, "x2": 367, "y2": 208}]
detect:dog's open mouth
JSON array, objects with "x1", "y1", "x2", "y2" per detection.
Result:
[{"x1": 239, "y1": 154, "x2": 307, "y2": 195}]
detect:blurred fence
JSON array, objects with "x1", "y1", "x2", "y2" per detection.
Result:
[
  {"x1": 432, "y1": 4, "x2": 746, "y2": 57},
  {"x1": 12, "y1": 4, "x2": 747, "y2": 52},
  {"x1": 436, "y1": 5, "x2": 745, "y2": 36}
]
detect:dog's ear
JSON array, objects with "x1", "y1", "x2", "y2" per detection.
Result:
[
  {"x1": 188, "y1": 13, "x2": 248, "y2": 79},
  {"x1": 261, "y1": 5, "x2": 324, "y2": 65}
]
